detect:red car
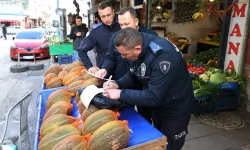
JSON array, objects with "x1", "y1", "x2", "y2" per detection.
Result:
[{"x1": 10, "y1": 29, "x2": 50, "y2": 60}]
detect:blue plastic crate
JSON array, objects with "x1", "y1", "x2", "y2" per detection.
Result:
[
  {"x1": 58, "y1": 54, "x2": 73, "y2": 65},
  {"x1": 34, "y1": 88, "x2": 165, "y2": 150},
  {"x1": 192, "y1": 82, "x2": 240, "y2": 114}
]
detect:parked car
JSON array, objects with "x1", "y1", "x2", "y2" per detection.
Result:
[
  {"x1": 10, "y1": 29, "x2": 50, "y2": 60},
  {"x1": 7, "y1": 26, "x2": 22, "y2": 35}
]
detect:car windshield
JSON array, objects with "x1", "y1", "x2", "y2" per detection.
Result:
[{"x1": 16, "y1": 31, "x2": 43, "y2": 39}]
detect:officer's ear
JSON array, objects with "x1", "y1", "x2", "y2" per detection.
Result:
[
  {"x1": 135, "y1": 18, "x2": 139, "y2": 27},
  {"x1": 134, "y1": 44, "x2": 142, "y2": 54}
]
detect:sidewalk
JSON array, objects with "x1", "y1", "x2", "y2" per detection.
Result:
[{"x1": 184, "y1": 110, "x2": 250, "y2": 150}]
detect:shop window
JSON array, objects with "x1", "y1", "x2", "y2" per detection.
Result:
[
  {"x1": 152, "y1": 0, "x2": 172, "y2": 10},
  {"x1": 219, "y1": 3, "x2": 224, "y2": 10},
  {"x1": 114, "y1": 1, "x2": 120, "y2": 13},
  {"x1": 165, "y1": 0, "x2": 173, "y2": 10},
  {"x1": 134, "y1": 0, "x2": 143, "y2": 6}
]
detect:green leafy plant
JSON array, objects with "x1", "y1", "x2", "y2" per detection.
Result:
[
  {"x1": 173, "y1": 0, "x2": 199, "y2": 24},
  {"x1": 224, "y1": 70, "x2": 247, "y2": 98}
]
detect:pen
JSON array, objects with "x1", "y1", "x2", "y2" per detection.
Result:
[{"x1": 106, "y1": 75, "x2": 112, "y2": 88}]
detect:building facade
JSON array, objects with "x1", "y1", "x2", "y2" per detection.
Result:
[{"x1": 0, "y1": 0, "x2": 29, "y2": 26}]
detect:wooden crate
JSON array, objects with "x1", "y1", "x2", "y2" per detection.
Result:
[{"x1": 123, "y1": 136, "x2": 168, "y2": 150}]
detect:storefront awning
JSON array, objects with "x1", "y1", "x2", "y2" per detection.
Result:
[{"x1": 0, "y1": 15, "x2": 26, "y2": 22}]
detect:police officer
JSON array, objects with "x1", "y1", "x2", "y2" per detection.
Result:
[
  {"x1": 95, "y1": 7, "x2": 157, "y2": 123},
  {"x1": 95, "y1": 7, "x2": 157, "y2": 80},
  {"x1": 103, "y1": 28, "x2": 193, "y2": 150},
  {"x1": 77, "y1": 0, "x2": 120, "y2": 73}
]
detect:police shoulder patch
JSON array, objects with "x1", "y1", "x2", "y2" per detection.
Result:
[
  {"x1": 159, "y1": 61, "x2": 170, "y2": 74},
  {"x1": 92, "y1": 22, "x2": 103, "y2": 29},
  {"x1": 149, "y1": 42, "x2": 163, "y2": 54}
]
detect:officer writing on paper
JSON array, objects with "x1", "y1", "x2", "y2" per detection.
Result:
[
  {"x1": 95, "y1": 7, "x2": 157, "y2": 123},
  {"x1": 77, "y1": 0, "x2": 120, "y2": 73},
  {"x1": 103, "y1": 28, "x2": 193, "y2": 150}
]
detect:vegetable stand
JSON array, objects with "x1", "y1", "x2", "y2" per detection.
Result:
[
  {"x1": 34, "y1": 87, "x2": 168, "y2": 150},
  {"x1": 49, "y1": 44, "x2": 73, "y2": 65}
]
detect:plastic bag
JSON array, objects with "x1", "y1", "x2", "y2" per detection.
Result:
[{"x1": 78, "y1": 88, "x2": 129, "y2": 109}]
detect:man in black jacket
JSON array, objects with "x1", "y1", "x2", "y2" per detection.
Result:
[
  {"x1": 68, "y1": 16, "x2": 88, "y2": 61},
  {"x1": 77, "y1": 0, "x2": 120, "y2": 72}
]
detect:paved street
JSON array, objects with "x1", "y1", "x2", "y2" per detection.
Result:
[
  {"x1": 0, "y1": 35, "x2": 50, "y2": 149},
  {"x1": 0, "y1": 35, "x2": 96, "y2": 149},
  {"x1": 0, "y1": 36, "x2": 249, "y2": 150}
]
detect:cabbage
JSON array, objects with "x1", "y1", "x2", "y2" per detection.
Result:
[
  {"x1": 205, "y1": 71, "x2": 213, "y2": 77},
  {"x1": 209, "y1": 73, "x2": 226, "y2": 85},
  {"x1": 214, "y1": 69, "x2": 221, "y2": 73},
  {"x1": 199, "y1": 74, "x2": 209, "y2": 82}
]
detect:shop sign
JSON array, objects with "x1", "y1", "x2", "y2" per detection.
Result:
[{"x1": 224, "y1": 1, "x2": 249, "y2": 73}]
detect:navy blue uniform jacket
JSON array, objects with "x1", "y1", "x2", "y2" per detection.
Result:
[
  {"x1": 102, "y1": 23, "x2": 157, "y2": 80},
  {"x1": 116, "y1": 33, "x2": 194, "y2": 120},
  {"x1": 77, "y1": 22, "x2": 120, "y2": 69}
]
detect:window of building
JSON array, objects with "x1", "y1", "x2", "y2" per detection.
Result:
[{"x1": 134, "y1": 0, "x2": 143, "y2": 6}]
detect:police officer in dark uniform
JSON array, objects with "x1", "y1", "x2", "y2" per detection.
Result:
[
  {"x1": 96, "y1": 7, "x2": 157, "y2": 80},
  {"x1": 95, "y1": 7, "x2": 157, "y2": 123},
  {"x1": 103, "y1": 28, "x2": 194, "y2": 150},
  {"x1": 77, "y1": 0, "x2": 120, "y2": 73}
]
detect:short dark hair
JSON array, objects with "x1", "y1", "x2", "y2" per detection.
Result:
[
  {"x1": 114, "y1": 28, "x2": 143, "y2": 50},
  {"x1": 94, "y1": 11, "x2": 101, "y2": 21},
  {"x1": 75, "y1": 16, "x2": 82, "y2": 20},
  {"x1": 98, "y1": 0, "x2": 113, "y2": 10},
  {"x1": 118, "y1": 7, "x2": 137, "y2": 18}
]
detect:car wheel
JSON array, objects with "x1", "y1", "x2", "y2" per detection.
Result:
[
  {"x1": 27, "y1": 64, "x2": 44, "y2": 70},
  {"x1": 10, "y1": 65, "x2": 28, "y2": 73}
]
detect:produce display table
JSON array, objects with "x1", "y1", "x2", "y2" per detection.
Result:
[{"x1": 34, "y1": 88, "x2": 167, "y2": 150}]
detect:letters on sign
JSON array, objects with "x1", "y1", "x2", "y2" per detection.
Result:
[{"x1": 224, "y1": 2, "x2": 248, "y2": 72}]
